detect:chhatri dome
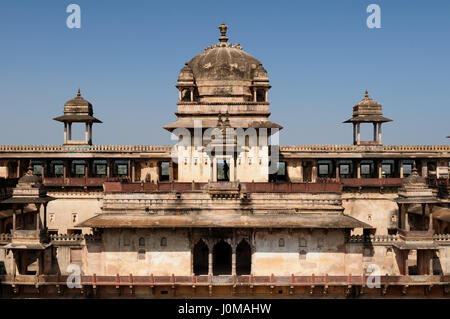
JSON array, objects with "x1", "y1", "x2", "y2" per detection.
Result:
[{"x1": 176, "y1": 23, "x2": 270, "y2": 103}]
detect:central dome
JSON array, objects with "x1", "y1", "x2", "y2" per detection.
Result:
[{"x1": 177, "y1": 23, "x2": 270, "y2": 103}]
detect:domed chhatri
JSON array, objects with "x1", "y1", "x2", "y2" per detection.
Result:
[
  {"x1": 53, "y1": 89, "x2": 102, "y2": 145},
  {"x1": 176, "y1": 23, "x2": 270, "y2": 103},
  {"x1": 344, "y1": 90, "x2": 392, "y2": 146}
]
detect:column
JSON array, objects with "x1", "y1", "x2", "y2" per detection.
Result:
[
  {"x1": 299, "y1": 160, "x2": 303, "y2": 182},
  {"x1": 378, "y1": 160, "x2": 382, "y2": 179},
  {"x1": 373, "y1": 122, "x2": 377, "y2": 142},
  {"x1": 68, "y1": 123, "x2": 72, "y2": 140},
  {"x1": 36, "y1": 209, "x2": 40, "y2": 231},
  {"x1": 253, "y1": 89, "x2": 257, "y2": 102},
  {"x1": 231, "y1": 246, "x2": 236, "y2": 276},
  {"x1": 12, "y1": 210, "x2": 16, "y2": 235},
  {"x1": 190, "y1": 88, "x2": 193, "y2": 102},
  {"x1": 64, "y1": 123, "x2": 67, "y2": 144},
  {"x1": 208, "y1": 247, "x2": 213, "y2": 276},
  {"x1": 405, "y1": 204, "x2": 410, "y2": 231},
  {"x1": 335, "y1": 160, "x2": 340, "y2": 181},
  {"x1": 85, "y1": 123, "x2": 89, "y2": 144},
  {"x1": 356, "y1": 123, "x2": 361, "y2": 145},
  {"x1": 311, "y1": 160, "x2": 318, "y2": 183},
  {"x1": 356, "y1": 160, "x2": 361, "y2": 179},
  {"x1": 43, "y1": 203, "x2": 47, "y2": 230},
  {"x1": 89, "y1": 123, "x2": 93, "y2": 144},
  {"x1": 429, "y1": 251, "x2": 433, "y2": 275},
  {"x1": 107, "y1": 160, "x2": 111, "y2": 178},
  {"x1": 131, "y1": 160, "x2": 136, "y2": 182},
  {"x1": 400, "y1": 160, "x2": 404, "y2": 178},
  {"x1": 17, "y1": 159, "x2": 21, "y2": 178},
  {"x1": 429, "y1": 204, "x2": 434, "y2": 233},
  {"x1": 378, "y1": 122, "x2": 382, "y2": 145}
]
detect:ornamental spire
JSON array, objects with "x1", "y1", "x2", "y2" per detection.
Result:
[
  {"x1": 77, "y1": 88, "x2": 81, "y2": 97},
  {"x1": 365, "y1": 90, "x2": 369, "y2": 99},
  {"x1": 218, "y1": 23, "x2": 228, "y2": 43}
]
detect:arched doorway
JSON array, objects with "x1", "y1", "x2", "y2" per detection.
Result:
[
  {"x1": 193, "y1": 240, "x2": 209, "y2": 275},
  {"x1": 236, "y1": 240, "x2": 252, "y2": 275},
  {"x1": 213, "y1": 240, "x2": 231, "y2": 275}
]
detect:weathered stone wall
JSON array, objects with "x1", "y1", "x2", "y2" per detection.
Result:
[
  {"x1": 342, "y1": 192, "x2": 398, "y2": 235},
  {"x1": 45, "y1": 192, "x2": 103, "y2": 234}
]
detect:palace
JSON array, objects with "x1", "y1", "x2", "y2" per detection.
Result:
[{"x1": 0, "y1": 24, "x2": 449, "y2": 298}]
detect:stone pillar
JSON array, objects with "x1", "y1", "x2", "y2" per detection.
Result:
[
  {"x1": 311, "y1": 160, "x2": 318, "y2": 183},
  {"x1": 378, "y1": 160, "x2": 382, "y2": 179},
  {"x1": 43, "y1": 203, "x2": 47, "y2": 230},
  {"x1": 356, "y1": 160, "x2": 361, "y2": 179},
  {"x1": 85, "y1": 123, "x2": 89, "y2": 144},
  {"x1": 373, "y1": 122, "x2": 377, "y2": 142},
  {"x1": 429, "y1": 204, "x2": 434, "y2": 233},
  {"x1": 64, "y1": 122, "x2": 67, "y2": 144},
  {"x1": 335, "y1": 160, "x2": 340, "y2": 181},
  {"x1": 12, "y1": 210, "x2": 16, "y2": 235},
  {"x1": 131, "y1": 160, "x2": 136, "y2": 182},
  {"x1": 208, "y1": 247, "x2": 213, "y2": 276},
  {"x1": 405, "y1": 208, "x2": 410, "y2": 232},
  {"x1": 429, "y1": 251, "x2": 433, "y2": 275},
  {"x1": 378, "y1": 122, "x2": 382, "y2": 145},
  {"x1": 356, "y1": 123, "x2": 361, "y2": 145},
  {"x1": 89, "y1": 123, "x2": 93, "y2": 144},
  {"x1": 107, "y1": 160, "x2": 111, "y2": 178},
  {"x1": 353, "y1": 123, "x2": 356, "y2": 145},
  {"x1": 400, "y1": 160, "x2": 404, "y2": 178},
  {"x1": 68, "y1": 123, "x2": 72, "y2": 140},
  {"x1": 299, "y1": 160, "x2": 303, "y2": 182},
  {"x1": 17, "y1": 159, "x2": 21, "y2": 178},
  {"x1": 231, "y1": 246, "x2": 236, "y2": 276}
]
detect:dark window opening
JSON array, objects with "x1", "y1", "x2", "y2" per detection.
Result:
[
  {"x1": 360, "y1": 161, "x2": 375, "y2": 178},
  {"x1": 213, "y1": 240, "x2": 232, "y2": 275},
  {"x1": 160, "y1": 237, "x2": 167, "y2": 247},
  {"x1": 93, "y1": 160, "x2": 107, "y2": 178},
  {"x1": 71, "y1": 160, "x2": 86, "y2": 178},
  {"x1": 217, "y1": 159, "x2": 230, "y2": 182},
  {"x1": 181, "y1": 89, "x2": 191, "y2": 102},
  {"x1": 139, "y1": 237, "x2": 145, "y2": 246},
  {"x1": 67, "y1": 229, "x2": 82, "y2": 235},
  {"x1": 159, "y1": 161, "x2": 170, "y2": 181},
  {"x1": 113, "y1": 160, "x2": 128, "y2": 178},
  {"x1": 236, "y1": 240, "x2": 251, "y2": 275},
  {"x1": 32, "y1": 161, "x2": 43, "y2": 176},
  {"x1": 256, "y1": 89, "x2": 265, "y2": 102},
  {"x1": 381, "y1": 160, "x2": 394, "y2": 178},
  {"x1": 49, "y1": 161, "x2": 64, "y2": 178},
  {"x1": 193, "y1": 240, "x2": 209, "y2": 275},
  {"x1": 339, "y1": 161, "x2": 353, "y2": 178},
  {"x1": 402, "y1": 161, "x2": 413, "y2": 177}
]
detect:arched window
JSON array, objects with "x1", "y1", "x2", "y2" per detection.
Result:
[
  {"x1": 160, "y1": 237, "x2": 167, "y2": 247},
  {"x1": 193, "y1": 240, "x2": 209, "y2": 275},
  {"x1": 278, "y1": 238, "x2": 285, "y2": 247},
  {"x1": 139, "y1": 237, "x2": 145, "y2": 246},
  {"x1": 236, "y1": 240, "x2": 252, "y2": 275},
  {"x1": 181, "y1": 89, "x2": 191, "y2": 101},
  {"x1": 213, "y1": 240, "x2": 232, "y2": 275}
]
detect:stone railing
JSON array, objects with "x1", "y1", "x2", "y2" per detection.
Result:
[
  {"x1": 280, "y1": 145, "x2": 450, "y2": 153},
  {"x1": 347, "y1": 234, "x2": 399, "y2": 243},
  {"x1": 49, "y1": 234, "x2": 101, "y2": 243},
  {"x1": 0, "y1": 145, "x2": 173, "y2": 153},
  {"x1": 433, "y1": 234, "x2": 450, "y2": 242},
  {"x1": 0, "y1": 144, "x2": 448, "y2": 153}
]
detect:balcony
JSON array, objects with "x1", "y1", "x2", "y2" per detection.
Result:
[
  {"x1": 341, "y1": 178, "x2": 403, "y2": 188},
  {"x1": 43, "y1": 177, "x2": 127, "y2": 188}
]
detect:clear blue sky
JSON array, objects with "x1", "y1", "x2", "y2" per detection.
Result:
[{"x1": 0, "y1": 0, "x2": 449, "y2": 146}]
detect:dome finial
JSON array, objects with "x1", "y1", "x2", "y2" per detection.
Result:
[
  {"x1": 218, "y1": 23, "x2": 228, "y2": 42},
  {"x1": 77, "y1": 88, "x2": 81, "y2": 97},
  {"x1": 365, "y1": 90, "x2": 369, "y2": 98}
]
